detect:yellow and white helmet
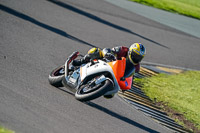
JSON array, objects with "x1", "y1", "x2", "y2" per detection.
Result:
[
  {"x1": 128, "y1": 43, "x2": 146, "y2": 65},
  {"x1": 87, "y1": 47, "x2": 103, "y2": 60}
]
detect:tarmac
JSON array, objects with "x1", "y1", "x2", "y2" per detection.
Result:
[{"x1": 0, "y1": 0, "x2": 199, "y2": 133}]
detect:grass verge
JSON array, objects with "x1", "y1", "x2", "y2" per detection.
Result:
[
  {"x1": 130, "y1": 0, "x2": 200, "y2": 19},
  {"x1": 135, "y1": 71, "x2": 200, "y2": 132},
  {"x1": 0, "y1": 126, "x2": 14, "y2": 133}
]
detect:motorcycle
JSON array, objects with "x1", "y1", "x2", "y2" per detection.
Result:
[{"x1": 48, "y1": 51, "x2": 133, "y2": 101}]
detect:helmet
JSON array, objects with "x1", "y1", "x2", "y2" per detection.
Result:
[
  {"x1": 128, "y1": 43, "x2": 146, "y2": 65},
  {"x1": 87, "y1": 47, "x2": 103, "y2": 60}
]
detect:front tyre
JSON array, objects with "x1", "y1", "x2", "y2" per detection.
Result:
[
  {"x1": 75, "y1": 79, "x2": 113, "y2": 102},
  {"x1": 48, "y1": 65, "x2": 65, "y2": 87}
]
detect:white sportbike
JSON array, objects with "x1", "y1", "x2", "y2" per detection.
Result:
[{"x1": 48, "y1": 51, "x2": 133, "y2": 101}]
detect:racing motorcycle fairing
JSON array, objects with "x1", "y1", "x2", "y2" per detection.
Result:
[
  {"x1": 108, "y1": 57, "x2": 133, "y2": 91},
  {"x1": 64, "y1": 57, "x2": 132, "y2": 93},
  {"x1": 78, "y1": 60, "x2": 119, "y2": 96}
]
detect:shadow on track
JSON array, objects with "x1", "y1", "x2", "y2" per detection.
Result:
[
  {"x1": 0, "y1": 4, "x2": 97, "y2": 48},
  {"x1": 51, "y1": 85, "x2": 160, "y2": 132},
  {"x1": 47, "y1": 0, "x2": 170, "y2": 49},
  {"x1": 57, "y1": 87, "x2": 75, "y2": 96},
  {"x1": 86, "y1": 102, "x2": 159, "y2": 133}
]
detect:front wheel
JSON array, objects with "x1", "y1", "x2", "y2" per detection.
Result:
[
  {"x1": 48, "y1": 65, "x2": 65, "y2": 87},
  {"x1": 75, "y1": 79, "x2": 113, "y2": 101}
]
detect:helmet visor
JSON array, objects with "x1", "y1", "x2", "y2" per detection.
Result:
[{"x1": 131, "y1": 52, "x2": 144, "y2": 64}]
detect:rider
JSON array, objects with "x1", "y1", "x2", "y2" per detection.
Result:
[{"x1": 72, "y1": 43, "x2": 146, "y2": 98}]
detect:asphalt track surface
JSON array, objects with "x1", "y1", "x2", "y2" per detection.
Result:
[{"x1": 0, "y1": 0, "x2": 200, "y2": 133}]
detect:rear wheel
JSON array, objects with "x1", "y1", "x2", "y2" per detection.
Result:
[
  {"x1": 48, "y1": 65, "x2": 65, "y2": 87},
  {"x1": 75, "y1": 78, "x2": 113, "y2": 101}
]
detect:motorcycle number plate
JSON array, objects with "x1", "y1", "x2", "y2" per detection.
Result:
[{"x1": 95, "y1": 75, "x2": 106, "y2": 85}]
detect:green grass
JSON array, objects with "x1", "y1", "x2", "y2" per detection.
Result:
[
  {"x1": 130, "y1": 0, "x2": 200, "y2": 19},
  {"x1": 135, "y1": 71, "x2": 200, "y2": 130},
  {"x1": 0, "y1": 126, "x2": 14, "y2": 133}
]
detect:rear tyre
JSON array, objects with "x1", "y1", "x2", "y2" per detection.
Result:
[
  {"x1": 75, "y1": 79, "x2": 113, "y2": 102},
  {"x1": 48, "y1": 65, "x2": 65, "y2": 87}
]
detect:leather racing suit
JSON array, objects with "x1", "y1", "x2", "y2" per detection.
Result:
[{"x1": 73, "y1": 46, "x2": 140, "y2": 79}]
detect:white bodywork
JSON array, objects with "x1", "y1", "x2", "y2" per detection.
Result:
[{"x1": 80, "y1": 60, "x2": 120, "y2": 95}]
